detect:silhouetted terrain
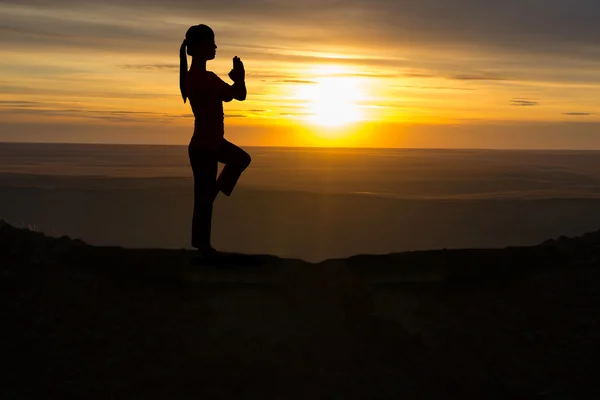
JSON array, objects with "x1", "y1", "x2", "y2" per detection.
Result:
[{"x1": 2, "y1": 219, "x2": 599, "y2": 398}]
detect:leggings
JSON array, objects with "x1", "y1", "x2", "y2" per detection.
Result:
[{"x1": 188, "y1": 139, "x2": 251, "y2": 248}]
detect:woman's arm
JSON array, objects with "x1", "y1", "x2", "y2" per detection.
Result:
[
  {"x1": 218, "y1": 79, "x2": 245, "y2": 102},
  {"x1": 231, "y1": 80, "x2": 246, "y2": 101},
  {"x1": 213, "y1": 57, "x2": 246, "y2": 102},
  {"x1": 213, "y1": 74, "x2": 245, "y2": 102}
]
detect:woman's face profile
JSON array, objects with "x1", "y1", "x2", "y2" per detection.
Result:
[{"x1": 193, "y1": 36, "x2": 217, "y2": 61}]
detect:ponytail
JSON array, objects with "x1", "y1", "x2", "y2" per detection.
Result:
[
  {"x1": 180, "y1": 24, "x2": 213, "y2": 103},
  {"x1": 179, "y1": 39, "x2": 188, "y2": 103}
]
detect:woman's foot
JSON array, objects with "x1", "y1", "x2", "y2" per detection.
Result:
[
  {"x1": 196, "y1": 244, "x2": 219, "y2": 257},
  {"x1": 191, "y1": 245, "x2": 223, "y2": 265}
]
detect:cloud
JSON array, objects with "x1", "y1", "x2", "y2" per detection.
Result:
[
  {"x1": 274, "y1": 79, "x2": 316, "y2": 84},
  {"x1": 451, "y1": 73, "x2": 508, "y2": 81},
  {"x1": 510, "y1": 99, "x2": 540, "y2": 107},
  {"x1": 0, "y1": 83, "x2": 176, "y2": 99},
  {"x1": 5, "y1": 0, "x2": 600, "y2": 63},
  {"x1": 278, "y1": 112, "x2": 310, "y2": 116},
  {"x1": 119, "y1": 64, "x2": 179, "y2": 71},
  {"x1": 0, "y1": 101, "x2": 180, "y2": 123},
  {"x1": 252, "y1": 71, "x2": 401, "y2": 81},
  {"x1": 402, "y1": 85, "x2": 475, "y2": 91},
  {"x1": 349, "y1": 72, "x2": 402, "y2": 78},
  {"x1": 563, "y1": 112, "x2": 593, "y2": 116},
  {"x1": 403, "y1": 73, "x2": 435, "y2": 78},
  {"x1": 0, "y1": 100, "x2": 41, "y2": 107}
]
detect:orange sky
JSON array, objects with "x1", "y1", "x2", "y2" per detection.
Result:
[{"x1": 2, "y1": 1, "x2": 600, "y2": 148}]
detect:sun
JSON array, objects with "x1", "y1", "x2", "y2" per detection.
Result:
[{"x1": 297, "y1": 76, "x2": 365, "y2": 127}]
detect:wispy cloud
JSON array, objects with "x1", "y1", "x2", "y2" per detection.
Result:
[
  {"x1": 0, "y1": 100, "x2": 42, "y2": 107},
  {"x1": 451, "y1": 73, "x2": 508, "y2": 81},
  {"x1": 278, "y1": 112, "x2": 310, "y2": 116},
  {"x1": 118, "y1": 64, "x2": 179, "y2": 71},
  {"x1": 403, "y1": 72, "x2": 435, "y2": 78},
  {"x1": 402, "y1": 85, "x2": 475, "y2": 91},
  {"x1": 563, "y1": 112, "x2": 593, "y2": 116},
  {"x1": 0, "y1": 101, "x2": 180, "y2": 123},
  {"x1": 273, "y1": 79, "x2": 317, "y2": 84},
  {"x1": 511, "y1": 99, "x2": 540, "y2": 107},
  {"x1": 4, "y1": 0, "x2": 600, "y2": 62}
]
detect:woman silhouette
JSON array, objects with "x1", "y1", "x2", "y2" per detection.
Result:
[{"x1": 180, "y1": 24, "x2": 251, "y2": 259}]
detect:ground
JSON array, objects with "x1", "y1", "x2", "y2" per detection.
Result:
[{"x1": 2, "y1": 221, "x2": 600, "y2": 399}]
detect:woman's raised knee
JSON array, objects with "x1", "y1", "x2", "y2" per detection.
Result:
[{"x1": 241, "y1": 152, "x2": 251, "y2": 169}]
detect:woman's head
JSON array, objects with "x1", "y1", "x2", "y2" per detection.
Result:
[
  {"x1": 185, "y1": 24, "x2": 217, "y2": 60},
  {"x1": 180, "y1": 24, "x2": 216, "y2": 103}
]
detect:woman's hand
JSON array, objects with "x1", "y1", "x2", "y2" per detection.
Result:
[{"x1": 228, "y1": 56, "x2": 245, "y2": 83}]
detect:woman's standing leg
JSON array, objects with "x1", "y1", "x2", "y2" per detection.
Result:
[
  {"x1": 215, "y1": 139, "x2": 252, "y2": 196},
  {"x1": 188, "y1": 145, "x2": 218, "y2": 249}
]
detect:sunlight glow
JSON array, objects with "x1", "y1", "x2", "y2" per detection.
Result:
[{"x1": 296, "y1": 74, "x2": 365, "y2": 127}]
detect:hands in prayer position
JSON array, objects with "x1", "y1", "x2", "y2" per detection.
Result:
[{"x1": 228, "y1": 56, "x2": 245, "y2": 83}]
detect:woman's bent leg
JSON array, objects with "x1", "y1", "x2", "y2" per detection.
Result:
[
  {"x1": 215, "y1": 140, "x2": 251, "y2": 196},
  {"x1": 189, "y1": 146, "x2": 218, "y2": 249}
]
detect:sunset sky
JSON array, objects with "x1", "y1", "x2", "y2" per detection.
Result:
[{"x1": 2, "y1": 0, "x2": 600, "y2": 148}]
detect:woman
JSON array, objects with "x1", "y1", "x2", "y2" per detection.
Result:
[{"x1": 180, "y1": 24, "x2": 251, "y2": 259}]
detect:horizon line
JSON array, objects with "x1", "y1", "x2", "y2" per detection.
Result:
[{"x1": 2, "y1": 140, "x2": 600, "y2": 152}]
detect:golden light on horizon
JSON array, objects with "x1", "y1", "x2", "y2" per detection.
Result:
[{"x1": 296, "y1": 72, "x2": 366, "y2": 128}]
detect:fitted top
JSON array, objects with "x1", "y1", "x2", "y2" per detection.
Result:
[{"x1": 184, "y1": 68, "x2": 231, "y2": 149}]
